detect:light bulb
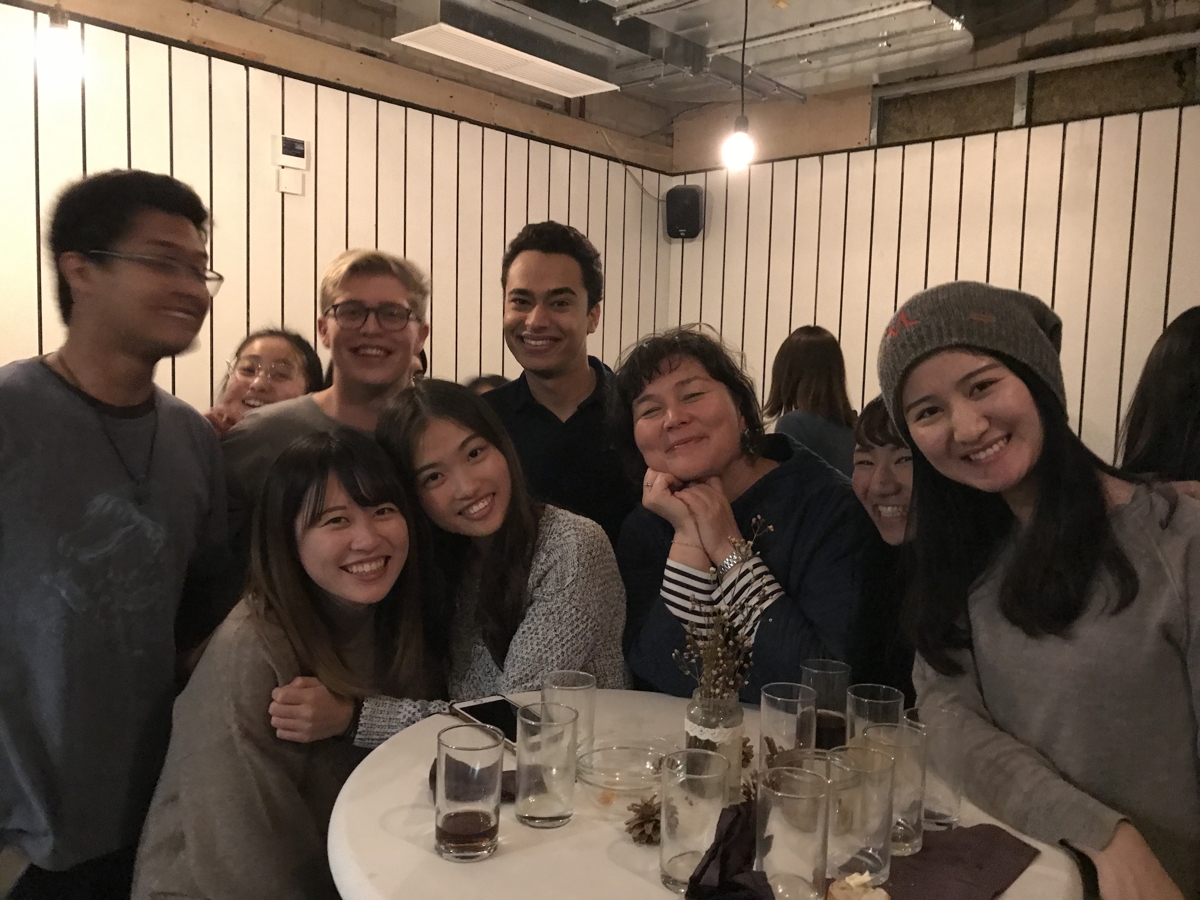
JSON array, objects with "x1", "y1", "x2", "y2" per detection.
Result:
[{"x1": 720, "y1": 116, "x2": 755, "y2": 171}]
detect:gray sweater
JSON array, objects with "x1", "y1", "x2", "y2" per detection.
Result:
[{"x1": 915, "y1": 485, "x2": 1200, "y2": 898}]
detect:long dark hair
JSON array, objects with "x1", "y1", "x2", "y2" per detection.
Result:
[
  {"x1": 904, "y1": 355, "x2": 1139, "y2": 676},
  {"x1": 764, "y1": 325, "x2": 856, "y2": 426},
  {"x1": 377, "y1": 379, "x2": 544, "y2": 669},
  {"x1": 1121, "y1": 306, "x2": 1200, "y2": 481},
  {"x1": 245, "y1": 429, "x2": 442, "y2": 700},
  {"x1": 608, "y1": 325, "x2": 767, "y2": 481}
]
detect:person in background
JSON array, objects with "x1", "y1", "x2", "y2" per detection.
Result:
[
  {"x1": 764, "y1": 325, "x2": 857, "y2": 477},
  {"x1": 846, "y1": 396, "x2": 915, "y2": 705},
  {"x1": 880, "y1": 281, "x2": 1198, "y2": 900},
  {"x1": 411, "y1": 348, "x2": 428, "y2": 382},
  {"x1": 467, "y1": 373, "x2": 509, "y2": 395},
  {"x1": 132, "y1": 430, "x2": 443, "y2": 900},
  {"x1": 204, "y1": 328, "x2": 324, "y2": 437},
  {"x1": 611, "y1": 327, "x2": 871, "y2": 703},
  {"x1": 1121, "y1": 306, "x2": 1200, "y2": 488},
  {"x1": 1, "y1": 169, "x2": 227, "y2": 900},
  {"x1": 484, "y1": 221, "x2": 640, "y2": 546}
]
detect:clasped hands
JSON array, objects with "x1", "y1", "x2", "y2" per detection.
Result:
[{"x1": 642, "y1": 468, "x2": 743, "y2": 568}]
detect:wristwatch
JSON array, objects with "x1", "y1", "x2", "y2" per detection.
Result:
[{"x1": 716, "y1": 537, "x2": 753, "y2": 576}]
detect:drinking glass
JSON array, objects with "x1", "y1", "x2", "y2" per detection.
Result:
[
  {"x1": 828, "y1": 745, "x2": 895, "y2": 886},
  {"x1": 659, "y1": 749, "x2": 730, "y2": 893},
  {"x1": 906, "y1": 706, "x2": 964, "y2": 829},
  {"x1": 435, "y1": 723, "x2": 504, "y2": 861},
  {"x1": 541, "y1": 670, "x2": 597, "y2": 757},
  {"x1": 801, "y1": 660, "x2": 851, "y2": 750},
  {"x1": 515, "y1": 702, "x2": 578, "y2": 828},
  {"x1": 864, "y1": 721, "x2": 927, "y2": 856},
  {"x1": 756, "y1": 767, "x2": 829, "y2": 900},
  {"x1": 760, "y1": 683, "x2": 817, "y2": 770},
  {"x1": 846, "y1": 684, "x2": 904, "y2": 744}
]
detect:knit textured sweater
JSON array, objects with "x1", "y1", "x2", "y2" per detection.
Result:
[{"x1": 914, "y1": 485, "x2": 1200, "y2": 898}]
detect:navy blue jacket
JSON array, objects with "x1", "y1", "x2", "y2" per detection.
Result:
[{"x1": 617, "y1": 435, "x2": 874, "y2": 702}]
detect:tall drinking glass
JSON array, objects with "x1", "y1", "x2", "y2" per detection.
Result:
[
  {"x1": 864, "y1": 721, "x2": 927, "y2": 856},
  {"x1": 515, "y1": 702, "x2": 578, "y2": 828},
  {"x1": 846, "y1": 684, "x2": 904, "y2": 744},
  {"x1": 828, "y1": 745, "x2": 895, "y2": 886},
  {"x1": 801, "y1": 660, "x2": 851, "y2": 750},
  {"x1": 906, "y1": 706, "x2": 964, "y2": 829},
  {"x1": 757, "y1": 767, "x2": 829, "y2": 900},
  {"x1": 760, "y1": 683, "x2": 817, "y2": 769},
  {"x1": 659, "y1": 749, "x2": 730, "y2": 893},
  {"x1": 435, "y1": 723, "x2": 504, "y2": 861},
  {"x1": 541, "y1": 670, "x2": 597, "y2": 756}
]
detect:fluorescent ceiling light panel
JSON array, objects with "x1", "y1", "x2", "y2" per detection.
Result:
[{"x1": 393, "y1": 24, "x2": 620, "y2": 98}]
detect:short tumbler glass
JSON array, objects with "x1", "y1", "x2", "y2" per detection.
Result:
[
  {"x1": 434, "y1": 723, "x2": 504, "y2": 862},
  {"x1": 515, "y1": 702, "x2": 578, "y2": 829},
  {"x1": 660, "y1": 749, "x2": 730, "y2": 893},
  {"x1": 756, "y1": 767, "x2": 829, "y2": 900},
  {"x1": 760, "y1": 683, "x2": 817, "y2": 770},
  {"x1": 542, "y1": 670, "x2": 597, "y2": 757}
]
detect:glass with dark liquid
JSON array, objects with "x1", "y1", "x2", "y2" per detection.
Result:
[
  {"x1": 801, "y1": 660, "x2": 851, "y2": 751},
  {"x1": 435, "y1": 723, "x2": 504, "y2": 861}
]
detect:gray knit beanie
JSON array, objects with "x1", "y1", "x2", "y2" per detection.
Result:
[{"x1": 877, "y1": 281, "x2": 1066, "y2": 426}]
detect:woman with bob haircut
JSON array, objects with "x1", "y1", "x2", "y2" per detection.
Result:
[
  {"x1": 1121, "y1": 306, "x2": 1200, "y2": 484},
  {"x1": 764, "y1": 324, "x2": 857, "y2": 477},
  {"x1": 204, "y1": 327, "x2": 324, "y2": 436},
  {"x1": 879, "y1": 281, "x2": 1199, "y2": 900},
  {"x1": 610, "y1": 326, "x2": 872, "y2": 703},
  {"x1": 132, "y1": 429, "x2": 444, "y2": 900}
]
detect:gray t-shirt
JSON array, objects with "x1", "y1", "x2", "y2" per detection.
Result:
[{"x1": 0, "y1": 358, "x2": 227, "y2": 870}]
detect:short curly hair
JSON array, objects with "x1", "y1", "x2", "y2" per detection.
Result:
[{"x1": 501, "y1": 221, "x2": 603, "y2": 310}]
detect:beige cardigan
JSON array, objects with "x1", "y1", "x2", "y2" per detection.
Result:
[{"x1": 131, "y1": 601, "x2": 370, "y2": 900}]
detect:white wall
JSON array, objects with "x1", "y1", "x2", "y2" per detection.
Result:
[
  {"x1": 0, "y1": 6, "x2": 672, "y2": 411},
  {"x1": 662, "y1": 108, "x2": 1200, "y2": 462}
]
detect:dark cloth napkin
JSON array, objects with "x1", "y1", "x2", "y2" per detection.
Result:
[
  {"x1": 685, "y1": 801, "x2": 773, "y2": 900},
  {"x1": 885, "y1": 824, "x2": 1040, "y2": 900},
  {"x1": 427, "y1": 759, "x2": 517, "y2": 803}
]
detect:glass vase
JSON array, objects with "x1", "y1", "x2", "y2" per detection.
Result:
[{"x1": 684, "y1": 691, "x2": 744, "y2": 803}]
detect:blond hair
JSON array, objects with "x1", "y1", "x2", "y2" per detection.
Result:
[{"x1": 319, "y1": 249, "x2": 430, "y2": 319}]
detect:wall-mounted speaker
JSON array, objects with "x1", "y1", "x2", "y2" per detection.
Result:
[{"x1": 665, "y1": 185, "x2": 704, "y2": 239}]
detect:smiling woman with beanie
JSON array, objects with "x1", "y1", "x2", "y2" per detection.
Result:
[{"x1": 878, "y1": 282, "x2": 1199, "y2": 900}]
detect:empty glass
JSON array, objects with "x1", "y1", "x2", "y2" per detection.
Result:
[
  {"x1": 542, "y1": 670, "x2": 597, "y2": 757},
  {"x1": 801, "y1": 660, "x2": 851, "y2": 750},
  {"x1": 515, "y1": 702, "x2": 578, "y2": 829},
  {"x1": 659, "y1": 749, "x2": 730, "y2": 893},
  {"x1": 828, "y1": 745, "x2": 895, "y2": 886},
  {"x1": 864, "y1": 721, "x2": 927, "y2": 856},
  {"x1": 757, "y1": 767, "x2": 829, "y2": 900},
  {"x1": 906, "y1": 706, "x2": 965, "y2": 829},
  {"x1": 760, "y1": 683, "x2": 817, "y2": 770},
  {"x1": 434, "y1": 723, "x2": 504, "y2": 861},
  {"x1": 846, "y1": 684, "x2": 904, "y2": 744}
]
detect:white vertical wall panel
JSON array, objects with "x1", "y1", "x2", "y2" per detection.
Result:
[
  {"x1": 1080, "y1": 114, "x2": 1138, "y2": 458},
  {"x1": 583, "y1": 152, "x2": 605, "y2": 364},
  {"x1": 791, "y1": 157, "x2": 823, "y2": 326},
  {"x1": 479, "y1": 128, "x2": 507, "y2": 378},
  {"x1": 404, "y1": 109, "x2": 433, "y2": 285},
  {"x1": 864, "y1": 146, "x2": 903, "y2": 405},
  {"x1": 246, "y1": 68, "x2": 282, "y2": 336},
  {"x1": 675, "y1": 172, "x2": 706, "y2": 329},
  {"x1": 527, "y1": 141, "x2": 549, "y2": 223},
  {"x1": 314, "y1": 85, "x2": 348, "y2": 330},
  {"x1": 814, "y1": 154, "x2": 848, "y2": 334},
  {"x1": 620, "y1": 169, "x2": 644, "y2": 356},
  {"x1": 0, "y1": 6, "x2": 40, "y2": 361},
  {"x1": 742, "y1": 163, "x2": 773, "y2": 398},
  {"x1": 841, "y1": 150, "x2": 875, "y2": 409},
  {"x1": 957, "y1": 133, "x2": 994, "y2": 282},
  {"x1": 346, "y1": 93, "x2": 378, "y2": 250},
  {"x1": 988, "y1": 129, "x2": 1029, "y2": 290},
  {"x1": 82, "y1": 25, "x2": 128, "y2": 175},
  {"x1": 568, "y1": 149, "x2": 590, "y2": 231},
  {"x1": 457, "y1": 122, "x2": 484, "y2": 381},
  {"x1": 429, "y1": 116, "x2": 458, "y2": 379},
  {"x1": 699, "y1": 170, "x2": 728, "y2": 333},
  {"x1": 602, "y1": 160, "x2": 626, "y2": 362},
  {"x1": 281, "y1": 78, "x2": 316, "y2": 351},
  {"x1": 764, "y1": 161, "x2": 798, "y2": 402},
  {"x1": 548, "y1": 144, "x2": 569, "y2": 223},
  {"x1": 721, "y1": 167, "x2": 750, "y2": 354},
  {"x1": 209, "y1": 59, "x2": 248, "y2": 392},
  {"x1": 376, "y1": 104, "x2": 405, "y2": 260},
  {"x1": 1020, "y1": 125, "x2": 1064, "y2": 301},
  {"x1": 1167, "y1": 107, "x2": 1200, "y2": 326},
  {"x1": 170, "y1": 48, "x2": 214, "y2": 409},
  {"x1": 653, "y1": 175, "x2": 674, "y2": 333},
  {"x1": 926, "y1": 138, "x2": 963, "y2": 287},
  {"x1": 638, "y1": 172, "x2": 659, "y2": 340},
  {"x1": 895, "y1": 142, "x2": 932, "y2": 304}
]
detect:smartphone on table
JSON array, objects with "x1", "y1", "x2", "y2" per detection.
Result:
[{"x1": 449, "y1": 695, "x2": 524, "y2": 749}]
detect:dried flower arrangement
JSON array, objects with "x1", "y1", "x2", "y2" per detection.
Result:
[{"x1": 673, "y1": 606, "x2": 752, "y2": 700}]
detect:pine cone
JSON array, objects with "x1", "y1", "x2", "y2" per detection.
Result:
[
  {"x1": 625, "y1": 795, "x2": 661, "y2": 846},
  {"x1": 742, "y1": 735, "x2": 754, "y2": 769}
]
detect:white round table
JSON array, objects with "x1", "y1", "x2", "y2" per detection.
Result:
[{"x1": 328, "y1": 690, "x2": 1082, "y2": 900}]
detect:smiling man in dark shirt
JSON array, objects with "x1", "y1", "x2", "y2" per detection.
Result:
[{"x1": 484, "y1": 222, "x2": 640, "y2": 545}]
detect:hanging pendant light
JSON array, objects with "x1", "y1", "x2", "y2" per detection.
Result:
[{"x1": 720, "y1": 0, "x2": 755, "y2": 172}]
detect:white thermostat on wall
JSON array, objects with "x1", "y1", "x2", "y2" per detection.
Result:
[{"x1": 274, "y1": 135, "x2": 309, "y2": 170}]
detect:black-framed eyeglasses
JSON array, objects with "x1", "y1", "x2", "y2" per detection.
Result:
[
  {"x1": 86, "y1": 250, "x2": 224, "y2": 296},
  {"x1": 227, "y1": 356, "x2": 302, "y2": 384},
  {"x1": 325, "y1": 300, "x2": 418, "y2": 332}
]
